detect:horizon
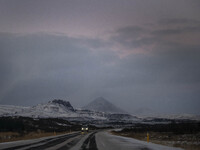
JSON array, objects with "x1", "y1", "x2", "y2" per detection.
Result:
[{"x1": 0, "y1": 96, "x2": 199, "y2": 116}]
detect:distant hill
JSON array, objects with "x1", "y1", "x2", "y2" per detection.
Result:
[{"x1": 83, "y1": 97, "x2": 125, "y2": 114}]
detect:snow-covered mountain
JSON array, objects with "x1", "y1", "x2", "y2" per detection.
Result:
[
  {"x1": 0, "y1": 105, "x2": 29, "y2": 116},
  {"x1": 0, "y1": 98, "x2": 138, "y2": 123},
  {"x1": 0, "y1": 99, "x2": 199, "y2": 124},
  {"x1": 0, "y1": 99, "x2": 113, "y2": 120},
  {"x1": 83, "y1": 97, "x2": 125, "y2": 114},
  {"x1": 0, "y1": 99, "x2": 77, "y2": 118}
]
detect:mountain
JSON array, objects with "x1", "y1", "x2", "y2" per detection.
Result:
[
  {"x1": 83, "y1": 97, "x2": 125, "y2": 114},
  {"x1": 0, "y1": 99, "x2": 77, "y2": 118},
  {"x1": 1, "y1": 98, "x2": 199, "y2": 124},
  {"x1": 0, "y1": 99, "x2": 109, "y2": 120},
  {"x1": 49, "y1": 99, "x2": 75, "y2": 112}
]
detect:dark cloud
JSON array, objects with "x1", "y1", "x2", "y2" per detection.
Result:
[
  {"x1": 111, "y1": 17, "x2": 200, "y2": 52},
  {"x1": 152, "y1": 26, "x2": 200, "y2": 36},
  {"x1": 110, "y1": 20, "x2": 200, "y2": 84},
  {"x1": 159, "y1": 18, "x2": 200, "y2": 25},
  {"x1": 154, "y1": 18, "x2": 200, "y2": 36},
  {"x1": 114, "y1": 26, "x2": 146, "y2": 39},
  {"x1": 111, "y1": 26, "x2": 155, "y2": 49},
  {"x1": 0, "y1": 27, "x2": 200, "y2": 114}
]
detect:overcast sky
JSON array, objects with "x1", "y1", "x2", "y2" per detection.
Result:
[{"x1": 0, "y1": 0, "x2": 200, "y2": 114}]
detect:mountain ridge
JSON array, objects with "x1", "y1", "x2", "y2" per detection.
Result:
[
  {"x1": 0, "y1": 99, "x2": 77, "y2": 118},
  {"x1": 0, "y1": 99, "x2": 199, "y2": 122},
  {"x1": 49, "y1": 99, "x2": 75, "y2": 112},
  {"x1": 83, "y1": 97, "x2": 126, "y2": 114}
]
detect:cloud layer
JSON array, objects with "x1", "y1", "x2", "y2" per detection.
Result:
[
  {"x1": 0, "y1": 0, "x2": 200, "y2": 114},
  {"x1": 0, "y1": 19, "x2": 200, "y2": 114}
]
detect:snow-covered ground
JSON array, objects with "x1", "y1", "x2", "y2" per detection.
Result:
[{"x1": 137, "y1": 113, "x2": 200, "y2": 121}]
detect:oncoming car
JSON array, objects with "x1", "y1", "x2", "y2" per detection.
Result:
[{"x1": 81, "y1": 126, "x2": 89, "y2": 133}]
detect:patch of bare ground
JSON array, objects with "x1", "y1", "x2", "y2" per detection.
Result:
[
  {"x1": 111, "y1": 131, "x2": 200, "y2": 150},
  {"x1": 0, "y1": 131, "x2": 70, "y2": 143}
]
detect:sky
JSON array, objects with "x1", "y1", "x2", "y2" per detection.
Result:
[{"x1": 0, "y1": 0, "x2": 200, "y2": 114}]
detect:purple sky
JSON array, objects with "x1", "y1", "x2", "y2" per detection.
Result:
[{"x1": 0, "y1": 0, "x2": 200, "y2": 114}]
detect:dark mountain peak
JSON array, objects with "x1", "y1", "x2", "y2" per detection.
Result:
[
  {"x1": 93, "y1": 97, "x2": 110, "y2": 103},
  {"x1": 50, "y1": 99, "x2": 74, "y2": 111},
  {"x1": 83, "y1": 97, "x2": 125, "y2": 114}
]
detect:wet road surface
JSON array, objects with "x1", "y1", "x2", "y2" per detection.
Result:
[{"x1": 0, "y1": 131, "x2": 182, "y2": 150}]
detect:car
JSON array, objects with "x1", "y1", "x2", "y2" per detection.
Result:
[{"x1": 81, "y1": 125, "x2": 89, "y2": 133}]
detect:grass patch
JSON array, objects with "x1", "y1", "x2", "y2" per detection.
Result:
[{"x1": 0, "y1": 116, "x2": 82, "y2": 143}]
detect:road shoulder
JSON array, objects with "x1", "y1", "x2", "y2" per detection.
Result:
[{"x1": 96, "y1": 131, "x2": 183, "y2": 150}]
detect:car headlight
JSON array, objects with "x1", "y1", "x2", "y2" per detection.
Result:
[
  {"x1": 82, "y1": 128, "x2": 84, "y2": 130},
  {"x1": 86, "y1": 128, "x2": 88, "y2": 130}
]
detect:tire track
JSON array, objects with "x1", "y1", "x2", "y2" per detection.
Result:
[
  {"x1": 1, "y1": 133, "x2": 79, "y2": 150},
  {"x1": 25, "y1": 133, "x2": 80, "y2": 150},
  {"x1": 81, "y1": 131, "x2": 98, "y2": 150},
  {"x1": 57, "y1": 135, "x2": 82, "y2": 150}
]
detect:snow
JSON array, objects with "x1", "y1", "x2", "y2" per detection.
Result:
[
  {"x1": 0, "y1": 101, "x2": 78, "y2": 118},
  {"x1": 136, "y1": 113, "x2": 200, "y2": 121},
  {"x1": 0, "y1": 105, "x2": 30, "y2": 116},
  {"x1": 0, "y1": 101, "x2": 112, "y2": 120}
]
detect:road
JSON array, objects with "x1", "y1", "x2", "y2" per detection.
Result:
[{"x1": 0, "y1": 131, "x2": 183, "y2": 150}]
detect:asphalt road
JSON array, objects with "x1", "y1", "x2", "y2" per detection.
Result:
[{"x1": 0, "y1": 131, "x2": 183, "y2": 150}]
